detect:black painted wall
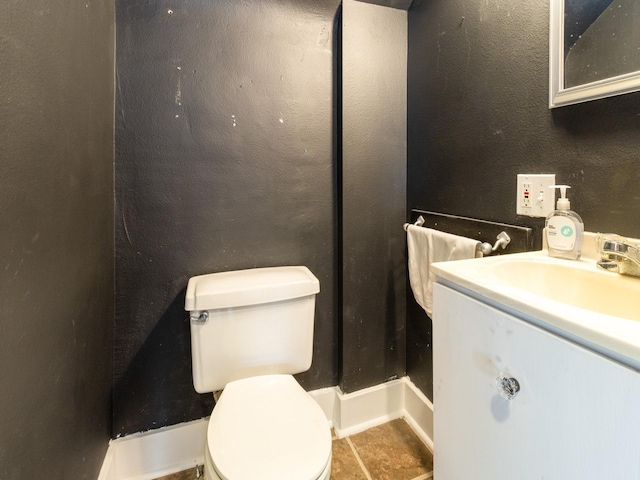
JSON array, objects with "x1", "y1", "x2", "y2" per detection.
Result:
[
  {"x1": 407, "y1": 0, "x2": 640, "y2": 400},
  {"x1": 0, "y1": 0, "x2": 114, "y2": 478},
  {"x1": 341, "y1": 0, "x2": 408, "y2": 393},
  {"x1": 115, "y1": 0, "x2": 341, "y2": 436}
]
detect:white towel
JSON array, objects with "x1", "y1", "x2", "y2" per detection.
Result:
[{"x1": 407, "y1": 226, "x2": 480, "y2": 317}]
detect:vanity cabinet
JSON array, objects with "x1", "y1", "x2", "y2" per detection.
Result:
[{"x1": 432, "y1": 283, "x2": 640, "y2": 480}]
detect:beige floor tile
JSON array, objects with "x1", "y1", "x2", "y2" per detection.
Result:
[
  {"x1": 349, "y1": 418, "x2": 433, "y2": 480},
  {"x1": 331, "y1": 437, "x2": 369, "y2": 479}
]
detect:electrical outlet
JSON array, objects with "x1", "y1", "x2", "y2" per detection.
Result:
[
  {"x1": 516, "y1": 174, "x2": 556, "y2": 217},
  {"x1": 521, "y1": 182, "x2": 532, "y2": 207}
]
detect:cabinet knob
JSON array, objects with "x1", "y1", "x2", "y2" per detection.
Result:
[{"x1": 497, "y1": 375, "x2": 521, "y2": 400}]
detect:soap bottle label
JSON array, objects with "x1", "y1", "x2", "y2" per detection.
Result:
[{"x1": 547, "y1": 216, "x2": 576, "y2": 251}]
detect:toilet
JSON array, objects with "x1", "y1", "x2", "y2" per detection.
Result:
[{"x1": 185, "y1": 266, "x2": 332, "y2": 480}]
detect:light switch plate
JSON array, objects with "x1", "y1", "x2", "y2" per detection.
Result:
[{"x1": 516, "y1": 174, "x2": 556, "y2": 217}]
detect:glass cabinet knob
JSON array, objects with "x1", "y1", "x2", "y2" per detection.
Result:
[{"x1": 497, "y1": 375, "x2": 521, "y2": 400}]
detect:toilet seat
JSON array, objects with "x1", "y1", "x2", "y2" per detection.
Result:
[{"x1": 207, "y1": 374, "x2": 332, "y2": 480}]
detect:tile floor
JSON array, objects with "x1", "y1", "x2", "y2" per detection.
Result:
[{"x1": 155, "y1": 418, "x2": 433, "y2": 480}]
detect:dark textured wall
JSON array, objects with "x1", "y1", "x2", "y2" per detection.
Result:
[
  {"x1": 341, "y1": 0, "x2": 408, "y2": 392},
  {"x1": 115, "y1": 0, "x2": 341, "y2": 436},
  {"x1": 407, "y1": 0, "x2": 640, "y2": 400},
  {"x1": 0, "y1": 0, "x2": 114, "y2": 478}
]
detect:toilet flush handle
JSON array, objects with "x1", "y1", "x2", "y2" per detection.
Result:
[{"x1": 190, "y1": 311, "x2": 209, "y2": 323}]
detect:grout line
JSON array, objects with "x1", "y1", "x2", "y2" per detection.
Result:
[
  {"x1": 345, "y1": 436, "x2": 373, "y2": 480},
  {"x1": 411, "y1": 473, "x2": 434, "y2": 480}
]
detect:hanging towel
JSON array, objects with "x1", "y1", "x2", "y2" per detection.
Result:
[{"x1": 407, "y1": 226, "x2": 480, "y2": 317}]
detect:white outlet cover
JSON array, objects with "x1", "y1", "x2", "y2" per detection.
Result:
[{"x1": 516, "y1": 174, "x2": 556, "y2": 217}]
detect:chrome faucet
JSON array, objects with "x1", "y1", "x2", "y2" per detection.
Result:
[{"x1": 596, "y1": 234, "x2": 640, "y2": 278}]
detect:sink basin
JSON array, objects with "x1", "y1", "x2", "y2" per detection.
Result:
[
  {"x1": 431, "y1": 248, "x2": 640, "y2": 370},
  {"x1": 486, "y1": 257, "x2": 640, "y2": 321}
]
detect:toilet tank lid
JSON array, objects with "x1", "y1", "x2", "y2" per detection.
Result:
[{"x1": 185, "y1": 266, "x2": 319, "y2": 311}]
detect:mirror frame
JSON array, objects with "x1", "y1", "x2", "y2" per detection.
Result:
[{"x1": 549, "y1": 0, "x2": 640, "y2": 108}]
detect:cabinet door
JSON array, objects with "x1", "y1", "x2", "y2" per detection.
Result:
[{"x1": 433, "y1": 283, "x2": 640, "y2": 480}]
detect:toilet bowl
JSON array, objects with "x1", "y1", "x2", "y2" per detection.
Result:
[{"x1": 204, "y1": 374, "x2": 331, "y2": 480}]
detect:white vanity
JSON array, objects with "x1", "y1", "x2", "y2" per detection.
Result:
[{"x1": 431, "y1": 243, "x2": 640, "y2": 479}]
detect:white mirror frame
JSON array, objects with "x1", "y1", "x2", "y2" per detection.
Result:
[{"x1": 549, "y1": 0, "x2": 640, "y2": 108}]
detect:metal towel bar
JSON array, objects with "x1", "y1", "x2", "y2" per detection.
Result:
[{"x1": 404, "y1": 215, "x2": 511, "y2": 256}]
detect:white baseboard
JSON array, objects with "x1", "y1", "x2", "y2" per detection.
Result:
[
  {"x1": 332, "y1": 377, "x2": 406, "y2": 438},
  {"x1": 403, "y1": 378, "x2": 434, "y2": 452},
  {"x1": 98, "y1": 377, "x2": 433, "y2": 479},
  {"x1": 97, "y1": 418, "x2": 207, "y2": 480},
  {"x1": 332, "y1": 377, "x2": 433, "y2": 450}
]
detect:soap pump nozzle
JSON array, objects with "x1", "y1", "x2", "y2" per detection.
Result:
[{"x1": 550, "y1": 184, "x2": 571, "y2": 211}]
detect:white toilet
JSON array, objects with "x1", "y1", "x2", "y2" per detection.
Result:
[{"x1": 185, "y1": 266, "x2": 332, "y2": 480}]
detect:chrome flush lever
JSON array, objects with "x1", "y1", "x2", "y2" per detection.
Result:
[{"x1": 190, "y1": 311, "x2": 209, "y2": 323}]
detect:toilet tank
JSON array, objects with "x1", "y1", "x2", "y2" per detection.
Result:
[{"x1": 185, "y1": 266, "x2": 320, "y2": 393}]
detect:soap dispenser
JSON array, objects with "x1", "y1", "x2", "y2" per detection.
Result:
[{"x1": 545, "y1": 185, "x2": 584, "y2": 260}]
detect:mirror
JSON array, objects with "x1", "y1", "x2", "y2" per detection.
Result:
[{"x1": 549, "y1": 0, "x2": 640, "y2": 108}]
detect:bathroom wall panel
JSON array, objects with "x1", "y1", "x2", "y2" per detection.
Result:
[
  {"x1": 341, "y1": 0, "x2": 408, "y2": 393},
  {"x1": 407, "y1": 0, "x2": 640, "y2": 400},
  {"x1": 0, "y1": 0, "x2": 115, "y2": 478},
  {"x1": 115, "y1": 0, "x2": 341, "y2": 436}
]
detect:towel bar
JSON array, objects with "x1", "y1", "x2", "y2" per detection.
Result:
[
  {"x1": 403, "y1": 215, "x2": 425, "y2": 231},
  {"x1": 478, "y1": 231, "x2": 511, "y2": 255},
  {"x1": 404, "y1": 216, "x2": 511, "y2": 256}
]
